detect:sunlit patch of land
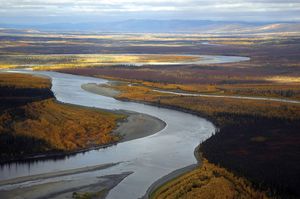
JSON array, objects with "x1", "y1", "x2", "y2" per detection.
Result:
[
  {"x1": 0, "y1": 73, "x2": 50, "y2": 88},
  {"x1": 0, "y1": 64, "x2": 17, "y2": 69},
  {"x1": 214, "y1": 41, "x2": 255, "y2": 45},
  {"x1": 0, "y1": 54, "x2": 201, "y2": 70},
  {"x1": 128, "y1": 43, "x2": 194, "y2": 47},
  {"x1": 266, "y1": 76, "x2": 300, "y2": 83}
]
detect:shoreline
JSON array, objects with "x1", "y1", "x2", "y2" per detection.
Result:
[
  {"x1": 113, "y1": 110, "x2": 166, "y2": 142},
  {"x1": 0, "y1": 163, "x2": 118, "y2": 187},
  {"x1": 144, "y1": 145, "x2": 203, "y2": 199}
]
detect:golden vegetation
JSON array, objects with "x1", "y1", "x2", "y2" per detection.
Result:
[
  {"x1": 93, "y1": 77, "x2": 219, "y2": 96},
  {"x1": 0, "y1": 54, "x2": 200, "y2": 70},
  {"x1": 139, "y1": 81, "x2": 218, "y2": 93},
  {"x1": 1, "y1": 99, "x2": 123, "y2": 151},
  {"x1": 0, "y1": 73, "x2": 50, "y2": 88},
  {"x1": 265, "y1": 76, "x2": 300, "y2": 83},
  {"x1": 111, "y1": 82, "x2": 300, "y2": 121},
  {"x1": 215, "y1": 41, "x2": 255, "y2": 45},
  {"x1": 116, "y1": 84, "x2": 169, "y2": 101},
  {"x1": 151, "y1": 159, "x2": 269, "y2": 199},
  {"x1": 112, "y1": 79, "x2": 300, "y2": 100},
  {"x1": 0, "y1": 64, "x2": 17, "y2": 69}
]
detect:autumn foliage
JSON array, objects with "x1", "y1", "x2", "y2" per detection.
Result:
[{"x1": 151, "y1": 159, "x2": 269, "y2": 199}]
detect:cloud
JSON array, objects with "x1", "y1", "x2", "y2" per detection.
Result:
[{"x1": 0, "y1": 0, "x2": 299, "y2": 22}]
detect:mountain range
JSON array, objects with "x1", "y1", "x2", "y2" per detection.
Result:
[{"x1": 1, "y1": 20, "x2": 300, "y2": 33}]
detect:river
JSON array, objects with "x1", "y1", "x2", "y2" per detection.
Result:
[{"x1": 0, "y1": 55, "x2": 249, "y2": 199}]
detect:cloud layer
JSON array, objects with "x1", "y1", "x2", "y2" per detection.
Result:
[{"x1": 1, "y1": 0, "x2": 299, "y2": 23}]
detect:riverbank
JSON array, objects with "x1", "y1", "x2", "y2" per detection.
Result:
[
  {"x1": 113, "y1": 110, "x2": 166, "y2": 142},
  {"x1": 82, "y1": 83, "x2": 166, "y2": 141}
]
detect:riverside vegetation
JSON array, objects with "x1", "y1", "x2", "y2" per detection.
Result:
[
  {"x1": 150, "y1": 158, "x2": 269, "y2": 199},
  {"x1": 0, "y1": 73, "x2": 124, "y2": 163}
]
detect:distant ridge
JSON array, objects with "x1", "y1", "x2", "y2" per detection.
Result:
[{"x1": 1, "y1": 20, "x2": 300, "y2": 33}]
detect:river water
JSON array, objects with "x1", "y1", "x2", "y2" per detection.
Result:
[{"x1": 0, "y1": 55, "x2": 249, "y2": 198}]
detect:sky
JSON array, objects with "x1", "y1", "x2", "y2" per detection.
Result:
[{"x1": 0, "y1": 0, "x2": 300, "y2": 24}]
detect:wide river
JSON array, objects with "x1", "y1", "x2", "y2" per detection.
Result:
[{"x1": 0, "y1": 55, "x2": 249, "y2": 199}]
